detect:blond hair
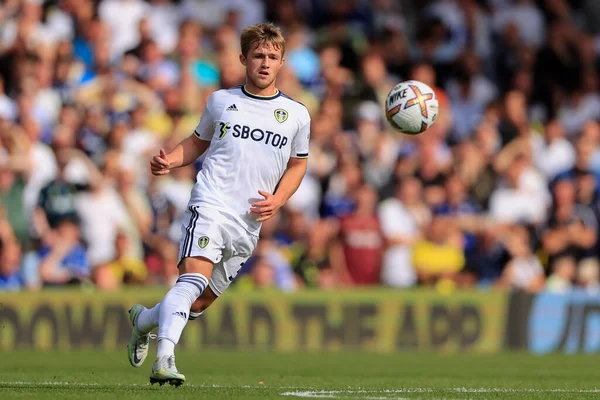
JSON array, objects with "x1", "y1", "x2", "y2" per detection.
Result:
[{"x1": 240, "y1": 23, "x2": 285, "y2": 58}]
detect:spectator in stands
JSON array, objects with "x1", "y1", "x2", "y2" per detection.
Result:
[
  {"x1": 142, "y1": 173, "x2": 179, "y2": 285},
  {"x1": 379, "y1": 177, "x2": 429, "y2": 288},
  {"x1": 33, "y1": 147, "x2": 98, "y2": 245},
  {"x1": 0, "y1": 236, "x2": 23, "y2": 291},
  {"x1": 321, "y1": 159, "x2": 362, "y2": 218},
  {"x1": 0, "y1": 0, "x2": 598, "y2": 292},
  {"x1": 414, "y1": 135, "x2": 452, "y2": 208},
  {"x1": 98, "y1": 0, "x2": 148, "y2": 59},
  {"x1": 38, "y1": 216, "x2": 89, "y2": 286},
  {"x1": 75, "y1": 158, "x2": 142, "y2": 275},
  {"x1": 546, "y1": 256, "x2": 576, "y2": 293},
  {"x1": 577, "y1": 258, "x2": 600, "y2": 293},
  {"x1": 457, "y1": 125, "x2": 498, "y2": 209},
  {"x1": 446, "y1": 50, "x2": 498, "y2": 142},
  {"x1": 20, "y1": 113, "x2": 58, "y2": 220},
  {"x1": 139, "y1": 40, "x2": 179, "y2": 92},
  {"x1": 497, "y1": 224, "x2": 544, "y2": 292},
  {"x1": 434, "y1": 173, "x2": 480, "y2": 276},
  {"x1": 242, "y1": 213, "x2": 296, "y2": 292},
  {"x1": 490, "y1": 150, "x2": 549, "y2": 225},
  {"x1": 338, "y1": 184, "x2": 384, "y2": 285},
  {"x1": 249, "y1": 256, "x2": 276, "y2": 290},
  {"x1": 533, "y1": 120, "x2": 575, "y2": 180},
  {"x1": 412, "y1": 215, "x2": 466, "y2": 286},
  {"x1": 493, "y1": 0, "x2": 546, "y2": 50},
  {"x1": 0, "y1": 148, "x2": 30, "y2": 251},
  {"x1": 542, "y1": 178, "x2": 597, "y2": 268},
  {"x1": 290, "y1": 218, "x2": 343, "y2": 289},
  {"x1": 99, "y1": 231, "x2": 147, "y2": 290}
]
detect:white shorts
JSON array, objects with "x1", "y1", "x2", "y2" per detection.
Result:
[{"x1": 178, "y1": 205, "x2": 258, "y2": 296}]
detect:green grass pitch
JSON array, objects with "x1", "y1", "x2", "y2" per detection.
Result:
[{"x1": 0, "y1": 350, "x2": 599, "y2": 399}]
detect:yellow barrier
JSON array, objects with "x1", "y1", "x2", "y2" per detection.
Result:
[{"x1": 0, "y1": 289, "x2": 507, "y2": 353}]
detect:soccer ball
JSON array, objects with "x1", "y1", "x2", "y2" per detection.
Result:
[{"x1": 385, "y1": 80, "x2": 439, "y2": 135}]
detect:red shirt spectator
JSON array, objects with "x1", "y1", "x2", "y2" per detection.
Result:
[{"x1": 338, "y1": 185, "x2": 384, "y2": 285}]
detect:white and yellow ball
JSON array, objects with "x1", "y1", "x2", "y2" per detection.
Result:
[{"x1": 385, "y1": 80, "x2": 439, "y2": 135}]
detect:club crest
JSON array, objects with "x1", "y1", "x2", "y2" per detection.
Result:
[
  {"x1": 198, "y1": 236, "x2": 210, "y2": 249},
  {"x1": 274, "y1": 109, "x2": 288, "y2": 123}
]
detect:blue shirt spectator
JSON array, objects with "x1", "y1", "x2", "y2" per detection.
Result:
[
  {"x1": 0, "y1": 238, "x2": 23, "y2": 291},
  {"x1": 38, "y1": 218, "x2": 90, "y2": 286},
  {"x1": 38, "y1": 244, "x2": 89, "y2": 279}
]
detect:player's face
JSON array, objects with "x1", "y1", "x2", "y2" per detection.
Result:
[{"x1": 241, "y1": 42, "x2": 285, "y2": 91}]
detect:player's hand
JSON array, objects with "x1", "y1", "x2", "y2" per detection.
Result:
[
  {"x1": 150, "y1": 149, "x2": 170, "y2": 176},
  {"x1": 250, "y1": 190, "x2": 284, "y2": 222}
]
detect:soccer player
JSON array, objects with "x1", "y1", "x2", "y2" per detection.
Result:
[{"x1": 126, "y1": 23, "x2": 310, "y2": 385}]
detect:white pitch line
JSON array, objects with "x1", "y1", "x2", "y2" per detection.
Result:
[
  {"x1": 0, "y1": 382, "x2": 102, "y2": 387},
  {"x1": 279, "y1": 394, "x2": 415, "y2": 400},
  {"x1": 2, "y1": 382, "x2": 600, "y2": 396},
  {"x1": 363, "y1": 397, "x2": 414, "y2": 400},
  {"x1": 280, "y1": 392, "x2": 336, "y2": 399},
  {"x1": 0, "y1": 381, "x2": 297, "y2": 389},
  {"x1": 280, "y1": 387, "x2": 600, "y2": 398}
]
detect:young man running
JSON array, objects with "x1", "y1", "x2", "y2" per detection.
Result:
[{"x1": 127, "y1": 23, "x2": 310, "y2": 386}]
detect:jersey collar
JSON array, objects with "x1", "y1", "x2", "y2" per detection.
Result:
[{"x1": 241, "y1": 85, "x2": 281, "y2": 100}]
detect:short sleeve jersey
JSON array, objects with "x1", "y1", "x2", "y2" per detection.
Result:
[{"x1": 191, "y1": 85, "x2": 310, "y2": 235}]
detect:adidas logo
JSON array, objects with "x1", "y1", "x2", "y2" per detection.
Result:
[
  {"x1": 173, "y1": 311, "x2": 188, "y2": 320},
  {"x1": 226, "y1": 104, "x2": 238, "y2": 111}
]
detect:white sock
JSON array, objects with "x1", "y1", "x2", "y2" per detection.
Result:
[
  {"x1": 189, "y1": 311, "x2": 203, "y2": 320},
  {"x1": 157, "y1": 338, "x2": 175, "y2": 358},
  {"x1": 136, "y1": 303, "x2": 160, "y2": 334},
  {"x1": 157, "y1": 273, "x2": 208, "y2": 355}
]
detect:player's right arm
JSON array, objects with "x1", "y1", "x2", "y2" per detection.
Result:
[
  {"x1": 151, "y1": 92, "x2": 218, "y2": 175},
  {"x1": 150, "y1": 135, "x2": 210, "y2": 176}
]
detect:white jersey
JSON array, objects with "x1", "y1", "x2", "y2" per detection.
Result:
[{"x1": 191, "y1": 85, "x2": 310, "y2": 236}]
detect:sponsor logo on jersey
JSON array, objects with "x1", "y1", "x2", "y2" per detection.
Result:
[
  {"x1": 226, "y1": 104, "x2": 238, "y2": 111},
  {"x1": 198, "y1": 236, "x2": 210, "y2": 249},
  {"x1": 274, "y1": 109, "x2": 288, "y2": 123},
  {"x1": 218, "y1": 122, "x2": 289, "y2": 149},
  {"x1": 219, "y1": 122, "x2": 229, "y2": 139}
]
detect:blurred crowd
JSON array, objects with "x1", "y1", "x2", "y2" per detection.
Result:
[{"x1": 0, "y1": 0, "x2": 599, "y2": 294}]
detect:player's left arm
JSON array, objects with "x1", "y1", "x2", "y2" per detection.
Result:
[
  {"x1": 252, "y1": 114, "x2": 310, "y2": 222},
  {"x1": 251, "y1": 157, "x2": 307, "y2": 222}
]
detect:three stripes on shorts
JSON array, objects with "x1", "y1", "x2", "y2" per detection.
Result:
[{"x1": 182, "y1": 206, "x2": 199, "y2": 258}]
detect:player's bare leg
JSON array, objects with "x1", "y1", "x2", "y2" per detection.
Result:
[{"x1": 189, "y1": 284, "x2": 219, "y2": 320}]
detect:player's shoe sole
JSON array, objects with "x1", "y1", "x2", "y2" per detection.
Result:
[
  {"x1": 149, "y1": 356, "x2": 186, "y2": 387},
  {"x1": 127, "y1": 304, "x2": 151, "y2": 368},
  {"x1": 149, "y1": 376, "x2": 186, "y2": 387}
]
